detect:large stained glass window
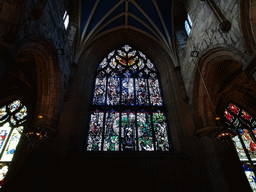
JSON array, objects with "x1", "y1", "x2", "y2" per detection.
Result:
[
  {"x1": 0, "y1": 99, "x2": 26, "y2": 187},
  {"x1": 87, "y1": 45, "x2": 170, "y2": 151},
  {"x1": 223, "y1": 103, "x2": 256, "y2": 191}
]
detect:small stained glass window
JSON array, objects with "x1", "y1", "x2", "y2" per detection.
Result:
[
  {"x1": 0, "y1": 99, "x2": 26, "y2": 187},
  {"x1": 223, "y1": 103, "x2": 256, "y2": 191},
  {"x1": 87, "y1": 45, "x2": 170, "y2": 151}
]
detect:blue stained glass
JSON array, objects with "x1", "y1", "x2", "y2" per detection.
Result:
[
  {"x1": 149, "y1": 76, "x2": 163, "y2": 106},
  {"x1": 8, "y1": 100, "x2": 21, "y2": 113},
  {"x1": 104, "y1": 110, "x2": 120, "y2": 151},
  {"x1": 136, "y1": 78, "x2": 149, "y2": 106},
  {"x1": 121, "y1": 72, "x2": 134, "y2": 106},
  {"x1": 93, "y1": 78, "x2": 106, "y2": 105},
  {"x1": 107, "y1": 75, "x2": 120, "y2": 105}
]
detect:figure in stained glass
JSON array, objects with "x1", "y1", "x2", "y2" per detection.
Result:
[
  {"x1": 87, "y1": 45, "x2": 170, "y2": 151},
  {"x1": 153, "y1": 111, "x2": 169, "y2": 151},
  {"x1": 104, "y1": 110, "x2": 119, "y2": 151},
  {"x1": 121, "y1": 111, "x2": 136, "y2": 151},
  {"x1": 137, "y1": 112, "x2": 153, "y2": 151},
  {"x1": 107, "y1": 73, "x2": 120, "y2": 105}
]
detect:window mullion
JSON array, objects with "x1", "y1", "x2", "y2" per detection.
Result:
[
  {"x1": 237, "y1": 129, "x2": 253, "y2": 162},
  {"x1": 134, "y1": 77, "x2": 138, "y2": 151}
]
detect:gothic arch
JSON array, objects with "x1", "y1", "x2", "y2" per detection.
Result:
[
  {"x1": 15, "y1": 37, "x2": 60, "y2": 128},
  {"x1": 57, "y1": 28, "x2": 195, "y2": 153},
  {"x1": 193, "y1": 46, "x2": 256, "y2": 136},
  {"x1": 241, "y1": 0, "x2": 256, "y2": 54}
]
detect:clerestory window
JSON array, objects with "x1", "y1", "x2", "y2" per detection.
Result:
[
  {"x1": 185, "y1": 13, "x2": 192, "y2": 36},
  {"x1": 86, "y1": 45, "x2": 170, "y2": 152}
]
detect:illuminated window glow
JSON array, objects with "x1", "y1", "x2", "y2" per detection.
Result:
[
  {"x1": 0, "y1": 100, "x2": 26, "y2": 187},
  {"x1": 224, "y1": 103, "x2": 256, "y2": 191},
  {"x1": 87, "y1": 45, "x2": 170, "y2": 151}
]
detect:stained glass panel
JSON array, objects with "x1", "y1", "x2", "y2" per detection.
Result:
[
  {"x1": 116, "y1": 55, "x2": 126, "y2": 66},
  {"x1": 153, "y1": 111, "x2": 169, "y2": 151},
  {"x1": 87, "y1": 45, "x2": 170, "y2": 152},
  {"x1": 149, "y1": 76, "x2": 163, "y2": 106},
  {"x1": 1, "y1": 127, "x2": 23, "y2": 162},
  {"x1": 243, "y1": 165, "x2": 256, "y2": 192},
  {"x1": 104, "y1": 110, "x2": 120, "y2": 151},
  {"x1": 239, "y1": 129, "x2": 256, "y2": 161},
  {"x1": 242, "y1": 110, "x2": 253, "y2": 122},
  {"x1": 15, "y1": 106, "x2": 27, "y2": 120},
  {"x1": 87, "y1": 111, "x2": 104, "y2": 151},
  {"x1": 0, "y1": 163, "x2": 8, "y2": 188},
  {"x1": 128, "y1": 50, "x2": 136, "y2": 58},
  {"x1": 137, "y1": 112, "x2": 154, "y2": 151},
  {"x1": 92, "y1": 77, "x2": 106, "y2": 105},
  {"x1": 0, "y1": 123, "x2": 11, "y2": 155},
  {"x1": 223, "y1": 103, "x2": 256, "y2": 192},
  {"x1": 121, "y1": 72, "x2": 134, "y2": 106},
  {"x1": 135, "y1": 78, "x2": 149, "y2": 106},
  {"x1": 107, "y1": 74, "x2": 120, "y2": 105},
  {"x1": 8, "y1": 100, "x2": 21, "y2": 113},
  {"x1": 97, "y1": 58, "x2": 108, "y2": 71},
  {"x1": 0, "y1": 106, "x2": 7, "y2": 120},
  {"x1": 232, "y1": 136, "x2": 248, "y2": 161},
  {"x1": 121, "y1": 111, "x2": 136, "y2": 151},
  {"x1": 0, "y1": 100, "x2": 27, "y2": 187},
  {"x1": 227, "y1": 103, "x2": 240, "y2": 115}
]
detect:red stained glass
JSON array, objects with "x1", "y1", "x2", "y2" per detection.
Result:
[
  {"x1": 224, "y1": 110, "x2": 233, "y2": 122},
  {"x1": 227, "y1": 103, "x2": 240, "y2": 115},
  {"x1": 242, "y1": 110, "x2": 252, "y2": 122}
]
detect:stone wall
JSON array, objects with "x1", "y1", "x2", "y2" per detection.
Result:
[
  {"x1": 179, "y1": 0, "x2": 250, "y2": 101},
  {"x1": 15, "y1": 0, "x2": 73, "y2": 100}
]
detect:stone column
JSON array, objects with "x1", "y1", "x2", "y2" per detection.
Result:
[{"x1": 196, "y1": 126, "x2": 229, "y2": 191}]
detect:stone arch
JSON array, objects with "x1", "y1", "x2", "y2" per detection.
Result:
[
  {"x1": 57, "y1": 28, "x2": 195, "y2": 154},
  {"x1": 15, "y1": 37, "x2": 60, "y2": 128},
  {"x1": 241, "y1": 0, "x2": 256, "y2": 54},
  {"x1": 193, "y1": 46, "x2": 256, "y2": 136}
]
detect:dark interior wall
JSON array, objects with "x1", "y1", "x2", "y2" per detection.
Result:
[{"x1": 15, "y1": 0, "x2": 74, "y2": 101}]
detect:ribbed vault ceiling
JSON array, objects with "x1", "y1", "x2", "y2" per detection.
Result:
[{"x1": 77, "y1": 0, "x2": 175, "y2": 61}]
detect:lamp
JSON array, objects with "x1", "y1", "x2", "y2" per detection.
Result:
[{"x1": 212, "y1": 128, "x2": 236, "y2": 141}]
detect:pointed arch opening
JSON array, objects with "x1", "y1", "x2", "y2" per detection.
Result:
[{"x1": 86, "y1": 44, "x2": 171, "y2": 151}]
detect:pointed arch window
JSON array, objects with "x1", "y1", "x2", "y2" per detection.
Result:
[
  {"x1": 0, "y1": 99, "x2": 27, "y2": 187},
  {"x1": 86, "y1": 45, "x2": 170, "y2": 151},
  {"x1": 223, "y1": 103, "x2": 256, "y2": 191}
]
